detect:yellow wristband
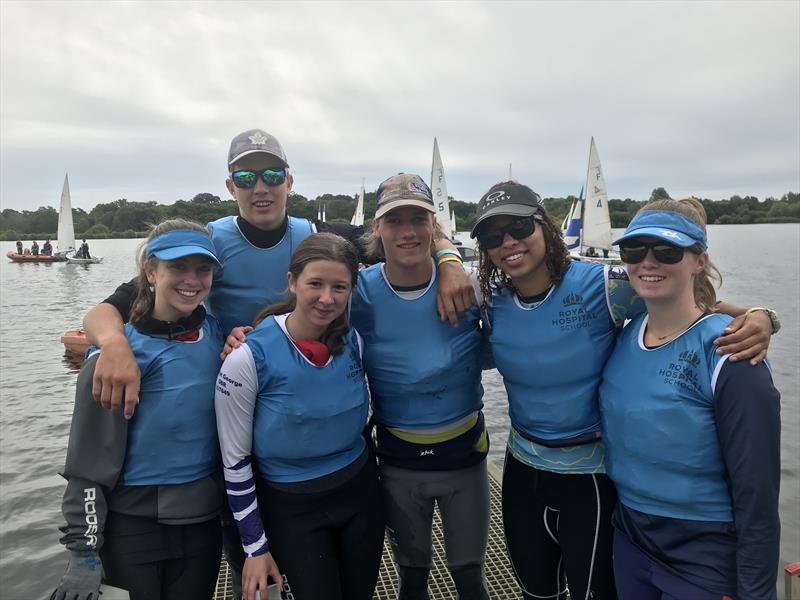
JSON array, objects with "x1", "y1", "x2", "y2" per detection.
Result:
[{"x1": 437, "y1": 255, "x2": 463, "y2": 267}]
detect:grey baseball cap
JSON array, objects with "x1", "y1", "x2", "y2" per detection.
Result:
[
  {"x1": 374, "y1": 174, "x2": 436, "y2": 219},
  {"x1": 227, "y1": 129, "x2": 289, "y2": 168}
]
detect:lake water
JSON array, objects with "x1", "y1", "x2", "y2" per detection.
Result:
[{"x1": 1, "y1": 224, "x2": 798, "y2": 598}]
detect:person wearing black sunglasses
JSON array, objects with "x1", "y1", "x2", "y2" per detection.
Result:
[
  {"x1": 600, "y1": 198, "x2": 780, "y2": 600},
  {"x1": 470, "y1": 181, "x2": 776, "y2": 600}
]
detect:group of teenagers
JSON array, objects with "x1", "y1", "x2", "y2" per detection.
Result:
[{"x1": 51, "y1": 129, "x2": 782, "y2": 600}]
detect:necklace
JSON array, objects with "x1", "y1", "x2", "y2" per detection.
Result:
[{"x1": 651, "y1": 316, "x2": 700, "y2": 341}]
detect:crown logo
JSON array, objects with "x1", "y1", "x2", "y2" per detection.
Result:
[
  {"x1": 678, "y1": 350, "x2": 700, "y2": 368},
  {"x1": 249, "y1": 131, "x2": 268, "y2": 145},
  {"x1": 562, "y1": 292, "x2": 583, "y2": 307}
]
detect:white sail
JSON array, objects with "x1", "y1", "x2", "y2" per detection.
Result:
[
  {"x1": 317, "y1": 204, "x2": 322, "y2": 221},
  {"x1": 350, "y1": 182, "x2": 365, "y2": 227},
  {"x1": 57, "y1": 173, "x2": 76, "y2": 254},
  {"x1": 431, "y1": 137, "x2": 452, "y2": 237},
  {"x1": 450, "y1": 208, "x2": 457, "y2": 237},
  {"x1": 562, "y1": 187, "x2": 583, "y2": 250},
  {"x1": 580, "y1": 137, "x2": 612, "y2": 251}
]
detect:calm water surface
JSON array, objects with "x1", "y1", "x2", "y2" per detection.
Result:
[{"x1": 1, "y1": 225, "x2": 798, "y2": 598}]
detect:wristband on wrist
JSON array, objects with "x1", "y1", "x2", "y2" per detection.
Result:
[
  {"x1": 434, "y1": 249, "x2": 461, "y2": 260},
  {"x1": 745, "y1": 306, "x2": 781, "y2": 334},
  {"x1": 437, "y1": 255, "x2": 464, "y2": 267}
]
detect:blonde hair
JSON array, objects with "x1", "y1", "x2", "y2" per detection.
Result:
[
  {"x1": 637, "y1": 197, "x2": 721, "y2": 311},
  {"x1": 130, "y1": 219, "x2": 214, "y2": 324}
]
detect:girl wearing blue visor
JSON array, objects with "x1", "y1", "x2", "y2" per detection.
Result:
[
  {"x1": 471, "y1": 182, "x2": 776, "y2": 600},
  {"x1": 52, "y1": 220, "x2": 226, "y2": 600},
  {"x1": 600, "y1": 198, "x2": 780, "y2": 600}
]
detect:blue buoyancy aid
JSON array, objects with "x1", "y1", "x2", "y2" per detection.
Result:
[{"x1": 247, "y1": 316, "x2": 369, "y2": 482}]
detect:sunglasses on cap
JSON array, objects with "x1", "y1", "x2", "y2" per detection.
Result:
[
  {"x1": 619, "y1": 240, "x2": 689, "y2": 264},
  {"x1": 476, "y1": 217, "x2": 536, "y2": 250},
  {"x1": 231, "y1": 168, "x2": 287, "y2": 189}
]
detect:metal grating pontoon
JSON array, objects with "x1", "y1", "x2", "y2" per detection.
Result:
[{"x1": 214, "y1": 462, "x2": 521, "y2": 599}]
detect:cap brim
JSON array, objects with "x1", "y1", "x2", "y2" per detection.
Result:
[
  {"x1": 375, "y1": 199, "x2": 436, "y2": 220},
  {"x1": 470, "y1": 204, "x2": 538, "y2": 237},
  {"x1": 152, "y1": 246, "x2": 222, "y2": 267},
  {"x1": 228, "y1": 149, "x2": 289, "y2": 168},
  {"x1": 613, "y1": 227, "x2": 697, "y2": 248}
]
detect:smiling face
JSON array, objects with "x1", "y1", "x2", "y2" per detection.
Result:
[
  {"x1": 482, "y1": 214, "x2": 550, "y2": 296},
  {"x1": 225, "y1": 153, "x2": 293, "y2": 231},
  {"x1": 145, "y1": 255, "x2": 215, "y2": 322},
  {"x1": 372, "y1": 205, "x2": 435, "y2": 284},
  {"x1": 625, "y1": 236, "x2": 707, "y2": 306},
  {"x1": 287, "y1": 259, "x2": 353, "y2": 339}
]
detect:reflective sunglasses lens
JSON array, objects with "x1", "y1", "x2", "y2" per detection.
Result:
[
  {"x1": 261, "y1": 169, "x2": 286, "y2": 186},
  {"x1": 232, "y1": 171, "x2": 257, "y2": 189},
  {"x1": 652, "y1": 245, "x2": 684, "y2": 264}
]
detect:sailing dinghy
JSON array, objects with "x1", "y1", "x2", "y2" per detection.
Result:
[{"x1": 563, "y1": 138, "x2": 621, "y2": 264}]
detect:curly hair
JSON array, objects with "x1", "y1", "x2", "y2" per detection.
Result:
[
  {"x1": 253, "y1": 232, "x2": 360, "y2": 356},
  {"x1": 475, "y1": 181, "x2": 571, "y2": 302}
]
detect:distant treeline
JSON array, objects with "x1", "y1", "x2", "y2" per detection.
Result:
[{"x1": 1, "y1": 188, "x2": 797, "y2": 241}]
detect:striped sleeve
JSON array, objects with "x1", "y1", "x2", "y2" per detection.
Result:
[{"x1": 215, "y1": 344, "x2": 269, "y2": 557}]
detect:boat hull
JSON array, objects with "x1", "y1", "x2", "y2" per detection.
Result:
[
  {"x1": 6, "y1": 251, "x2": 64, "y2": 263},
  {"x1": 66, "y1": 256, "x2": 103, "y2": 264},
  {"x1": 61, "y1": 329, "x2": 91, "y2": 357}
]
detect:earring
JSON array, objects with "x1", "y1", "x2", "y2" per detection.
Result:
[{"x1": 149, "y1": 285, "x2": 155, "y2": 292}]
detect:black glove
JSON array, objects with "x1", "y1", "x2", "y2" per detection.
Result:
[{"x1": 50, "y1": 549, "x2": 103, "y2": 600}]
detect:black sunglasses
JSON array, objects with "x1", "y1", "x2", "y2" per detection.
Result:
[
  {"x1": 619, "y1": 240, "x2": 686, "y2": 264},
  {"x1": 231, "y1": 168, "x2": 287, "y2": 189},
  {"x1": 476, "y1": 217, "x2": 536, "y2": 250}
]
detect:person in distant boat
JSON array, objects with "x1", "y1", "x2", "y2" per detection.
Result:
[
  {"x1": 216, "y1": 233, "x2": 384, "y2": 600},
  {"x1": 79, "y1": 239, "x2": 91, "y2": 259},
  {"x1": 585, "y1": 245, "x2": 597, "y2": 257},
  {"x1": 600, "y1": 198, "x2": 780, "y2": 600},
  {"x1": 470, "y1": 181, "x2": 776, "y2": 600},
  {"x1": 51, "y1": 219, "x2": 225, "y2": 600},
  {"x1": 31, "y1": 240, "x2": 39, "y2": 255},
  {"x1": 15, "y1": 240, "x2": 23, "y2": 254},
  {"x1": 42, "y1": 239, "x2": 53, "y2": 256}
]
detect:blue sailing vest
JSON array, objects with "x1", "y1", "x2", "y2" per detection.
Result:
[
  {"x1": 486, "y1": 261, "x2": 615, "y2": 441},
  {"x1": 206, "y1": 216, "x2": 314, "y2": 333},
  {"x1": 247, "y1": 316, "x2": 369, "y2": 482},
  {"x1": 599, "y1": 313, "x2": 735, "y2": 521},
  {"x1": 350, "y1": 263, "x2": 483, "y2": 429},
  {"x1": 122, "y1": 318, "x2": 223, "y2": 485}
]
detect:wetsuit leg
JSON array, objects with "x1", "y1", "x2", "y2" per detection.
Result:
[
  {"x1": 555, "y1": 472, "x2": 618, "y2": 600},
  {"x1": 380, "y1": 463, "x2": 436, "y2": 599},
  {"x1": 100, "y1": 514, "x2": 222, "y2": 600},
  {"x1": 257, "y1": 459, "x2": 385, "y2": 600},
  {"x1": 437, "y1": 460, "x2": 490, "y2": 600},
  {"x1": 613, "y1": 530, "x2": 722, "y2": 600},
  {"x1": 501, "y1": 452, "x2": 568, "y2": 600},
  {"x1": 334, "y1": 457, "x2": 386, "y2": 599}
]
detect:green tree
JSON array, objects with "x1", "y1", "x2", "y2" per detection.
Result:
[{"x1": 649, "y1": 187, "x2": 670, "y2": 201}]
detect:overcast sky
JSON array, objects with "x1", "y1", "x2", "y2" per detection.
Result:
[{"x1": 1, "y1": 1, "x2": 798, "y2": 212}]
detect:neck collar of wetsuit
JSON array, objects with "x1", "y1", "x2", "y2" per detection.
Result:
[
  {"x1": 134, "y1": 305, "x2": 207, "y2": 339},
  {"x1": 237, "y1": 215, "x2": 289, "y2": 249}
]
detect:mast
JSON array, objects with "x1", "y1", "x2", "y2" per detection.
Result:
[{"x1": 57, "y1": 173, "x2": 76, "y2": 253}]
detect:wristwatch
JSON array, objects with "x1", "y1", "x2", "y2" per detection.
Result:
[{"x1": 745, "y1": 307, "x2": 781, "y2": 334}]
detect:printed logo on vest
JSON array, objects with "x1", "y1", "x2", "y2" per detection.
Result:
[
  {"x1": 552, "y1": 292, "x2": 595, "y2": 331},
  {"x1": 678, "y1": 350, "x2": 701, "y2": 368}
]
